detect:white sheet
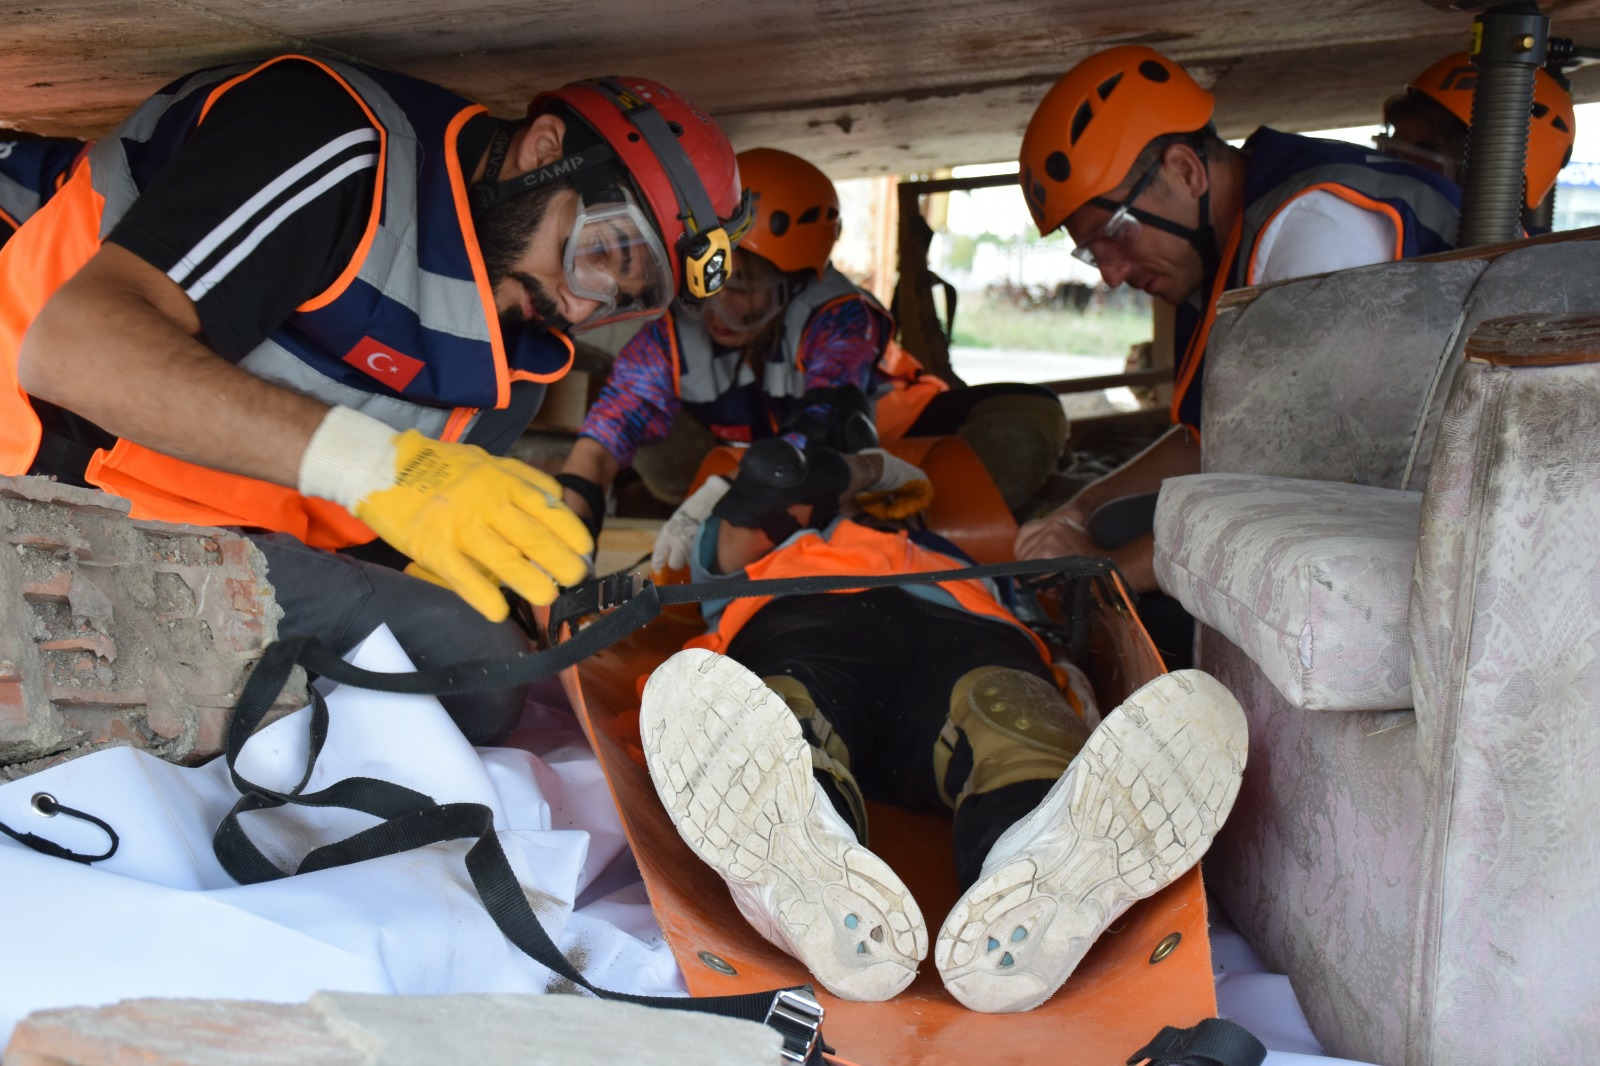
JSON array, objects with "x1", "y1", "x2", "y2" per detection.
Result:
[
  {"x1": 0, "y1": 627, "x2": 683, "y2": 1047},
  {"x1": 0, "y1": 627, "x2": 1387, "y2": 1063}
]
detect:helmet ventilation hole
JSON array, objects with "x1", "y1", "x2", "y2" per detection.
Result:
[
  {"x1": 1070, "y1": 102, "x2": 1093, "y2": 144},
  {"x1": 798, "y1": 206, "x2": 821, "y2": 224},
  {"x1": 1096, "y1": 73, "x2": 1122, "y2": 100},
  {"x1": 1044, "y1": 151, "x2": 1071, "y2": 183},
  {"x1": 769, "y1": 210, "x2": 791, "y2": 236},
  {"x1": 1139, "y1": 59, "x2": 1170, "y2": 83}
]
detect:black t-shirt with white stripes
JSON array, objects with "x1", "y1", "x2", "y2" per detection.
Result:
[{"x1": 107, "y1": 61, "x2": 493, "y2": 363}]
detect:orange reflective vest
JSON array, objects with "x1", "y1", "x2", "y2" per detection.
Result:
[
  {"x1": 686, "y1": 519, "x2": 1050, "y2": 664},
  {"x1": 0, "y1": 55, "x2": 572, "y2": 548}
]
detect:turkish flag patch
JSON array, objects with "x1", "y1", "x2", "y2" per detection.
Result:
[{"x1": 344, "y1": 336, "x2": 425, "y2": 391}]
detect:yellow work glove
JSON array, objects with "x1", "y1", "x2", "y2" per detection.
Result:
[{"x1": 299, "y1": 408, "x2": 592, "y2": 621}]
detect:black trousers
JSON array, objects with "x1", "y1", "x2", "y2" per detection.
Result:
[{"x1": 725, "y1": 588, "x2": 1058, "y2": 887}]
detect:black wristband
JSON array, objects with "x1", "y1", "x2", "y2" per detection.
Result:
[{"x1": 554, "y1": 472, "x2": 607, "y2": 539}]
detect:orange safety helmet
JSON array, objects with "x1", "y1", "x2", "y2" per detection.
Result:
[
  {"x1": 1404, "y1": 53, "x2": 1577, "y2": 208},
  {"x1": 736, "y1": 147, "x2": 842, "y2": 277},
  {"x1": 1019, "y1": 45, "x2": 1215, "y2": 237},
  {"x1": 528, "y1": 76, "x2": 752, "y2": 302}
]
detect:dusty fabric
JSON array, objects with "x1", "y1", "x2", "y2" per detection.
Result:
[{"x1": 1154, "y1": 473, "x2": 1420, "y2": 712}]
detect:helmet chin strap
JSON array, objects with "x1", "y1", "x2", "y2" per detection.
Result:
[{"x1": 1127, "y1": 138, "x2": 1220, "y2": 283}]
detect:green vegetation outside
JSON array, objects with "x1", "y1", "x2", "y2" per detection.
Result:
[{"x1": 950, "y1": 298, "x2": 1154, "y2": 358}]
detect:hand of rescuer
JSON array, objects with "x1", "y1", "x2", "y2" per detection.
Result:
[
  {"x1": 652, "y1": 475, "x2": 732, "y2": 572},
  {"x1": 299, "y1": 407, "x2": 593, "y2": 621},
  {"x1": 853, "y1": 447, "x2": 933, "y2": 520}
]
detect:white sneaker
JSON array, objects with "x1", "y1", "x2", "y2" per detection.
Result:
[
  {"x1": 640, "y1": 648, "x2": 928, "y2": 1001},
  {"x1": 935, "y1": 668, "x2": 1247, "y2": 1013}
]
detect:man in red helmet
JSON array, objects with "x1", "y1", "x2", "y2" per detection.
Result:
[
  {"x1": 0, "y1": 55, "x2": 750, "y2": 744},
  {"x1": 1011, "y1": 46, "x2": 1461, "y2": 652}
]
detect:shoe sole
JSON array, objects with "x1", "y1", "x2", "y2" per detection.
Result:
[
  {"x1": 935, "y1": 668, "x2": 1247, "y2": 1013},
  {"x1": 641, "y1": 648, "x2": 928, "y2": 1001}
]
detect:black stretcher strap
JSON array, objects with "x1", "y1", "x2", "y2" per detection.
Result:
[{"x1": 1128, "y1": 1018, "x2": 1268, "y2": 1066}]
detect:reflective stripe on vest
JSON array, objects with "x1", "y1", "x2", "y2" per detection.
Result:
[
  {"x1": 0, "y1": 138, "x2": 84, "y2": 236},
  {"x1": 687, "y1": 519, "x2": 1051, "y2": 664},
  {"x1": 0, "y1": 171, "x2": 41, "y2": 233}
]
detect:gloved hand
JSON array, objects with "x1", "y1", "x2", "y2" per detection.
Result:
[
  {"x1": 859, "y1": 448, "x2": 928, "y2": 493},
  {"x1": 652, "y1": 475, "x2": 731, "y2": 572},
  {"x1": 300, "y1": 408, "x2": 592, "y2": 621},
  {"x1": 855, "y1": 447, "x2": 933, "y2": 519}
]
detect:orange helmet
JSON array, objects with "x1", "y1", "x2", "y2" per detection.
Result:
[
  {"x1": 735, "y1": 147, "x2": 841, "y2": 277},
  {"x1": 1405, "y1": 53, "x2": 1576, "y2": 207},
  {"x1": 1019, "y1": 46, "x2": 1215, "y2": 237}
]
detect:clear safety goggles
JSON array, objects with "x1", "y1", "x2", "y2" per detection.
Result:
[
  {"x1": 563, "y1": 189, "x2": 676, "y2": 333},
  {"x1": 695, "y1": 269, "x2": 788, "y2": 335},
  {"x1": 1070, "y1": 162, "x2": 1161, "y2": 268}
]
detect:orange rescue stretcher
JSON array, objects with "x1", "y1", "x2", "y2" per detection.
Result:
[{"x1": 555, "y1": 436, "x2": 1219, "y2": 1066}]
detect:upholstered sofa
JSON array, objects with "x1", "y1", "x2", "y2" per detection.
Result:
[{"x1": 1150, "y1": 235, "x2": 1600, "y2": 1066}]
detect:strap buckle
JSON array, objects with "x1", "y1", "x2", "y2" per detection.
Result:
[
  {"x1": 547, "y1": 571, "x2": 649, "y2": 639},
  {"x1": 765, "y1": 987, "x2": 825, "y2": 1064}
]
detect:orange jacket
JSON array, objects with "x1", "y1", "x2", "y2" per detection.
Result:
[{"x1": 687, "y1": 519, "x2": 1050, "y2": 664}]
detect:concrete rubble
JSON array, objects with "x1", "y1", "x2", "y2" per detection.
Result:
[
  {"x1": 4, "y1": 992, "x2": 784, "y2": 1065},
  {"x1": 0, "y1": 474, "x2": 301, "y2": 781}
]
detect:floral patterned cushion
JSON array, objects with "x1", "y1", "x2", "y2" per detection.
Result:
[{"x1": 1155, "y1": 473, "x2": 1420, "y2": 712}]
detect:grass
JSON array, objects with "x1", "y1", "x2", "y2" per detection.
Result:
[{"x1": 950, "y1": 298, "x2": 1154, "y2": 358}]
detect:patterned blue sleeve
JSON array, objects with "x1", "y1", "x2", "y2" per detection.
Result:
[
  {"x1": 798, "y1": 296, "x2": 887, "y2": 392},
  {"x1": 576, "y1": 318, "x2": 683, "y2": 467}
]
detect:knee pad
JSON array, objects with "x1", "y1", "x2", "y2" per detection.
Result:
[
  {"x1": 957, "y1": 396, "x2": 1069, "y2": 509},
  {"x1": 764, "y1": 674, "x2": 869, "y2": 842},
  {"x1": 934, "y1": 666, "x2": 1091, "y2": 809}
]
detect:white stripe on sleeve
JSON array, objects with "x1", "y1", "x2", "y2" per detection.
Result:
[
  {"x1": 166, "y1": 127, "x2": 379, "y2": 289},
  {"x1": 183, "y1": 151, "x2": 378, "y2": 302}
]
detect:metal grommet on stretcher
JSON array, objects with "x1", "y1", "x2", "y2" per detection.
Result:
[
  {"x1": 698, "y1": 950, "x2": 738, "y2": 976},
  {"x1": 1150, "y1": 931, "x2": 1183, "y2": 964},
  {"x1": 31, "y1": 792, "x2": 59, "y2": 816}
]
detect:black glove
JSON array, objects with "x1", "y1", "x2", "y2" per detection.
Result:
[{"x1": 779, "y1": 384, "x2": 879, "y2": 454}]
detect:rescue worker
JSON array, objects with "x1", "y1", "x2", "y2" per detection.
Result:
[
  {"x1": 0, "y1": 133, "x2": 86, "y2": 248},
  {"x1": 1011, "y1": 45, "x2": 1461, "y2": 601},
  {"x1": 0, "y1": 55, "x2": 750, "y2": 744},
  {"x1": 557, "y1": 147, "x2": 1068, "y2": 529},
  {"x1": 1377, "y1": 52, "x2": 1576, "y2": 224},
  {"x1": 638, "y1": 437, "x2": 1248, "y2": 1011}
]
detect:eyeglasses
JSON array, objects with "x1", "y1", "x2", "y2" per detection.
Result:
[{"x1": 1070, "y1": 162, "x2": 1162, "y2": 267}]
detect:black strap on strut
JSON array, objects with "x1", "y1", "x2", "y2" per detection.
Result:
[
  {"x1": 210, "y1": 553, "x2": 1118, "y2": 1058},
  {"x1": 1128, "y1": 1018, "x2": 1268, "y2": 1066}
]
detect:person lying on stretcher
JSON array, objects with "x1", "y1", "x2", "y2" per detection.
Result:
[{"x1": 638, "y1": 438, "x2": 1249, "y2": 1012}]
